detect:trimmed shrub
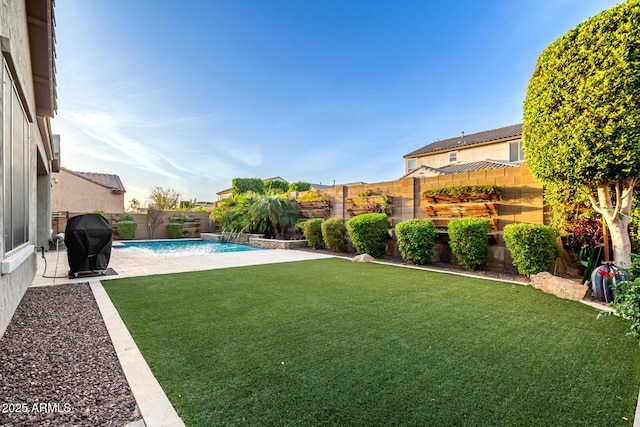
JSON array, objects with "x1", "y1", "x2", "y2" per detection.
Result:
[
  {"x1": 302, "y1": 219, "x2": 325, "y2": 249},
  {"x1": 322, "y1": 218, "x2": 348, "y2": 253},
  {"x1": 347, "y1": 213, "x2": 389, "y2": 258},
  {"x1": 396, "y1": 218, "x2": 437, "y2": 265},
  {"x1": 232, "y1": 177, "x2": 265, "y2": 196},
  {"x1": 117, "y1": 212, "x2": 134, "y2": 221},
  {"x1": 422, "y1": 185, "x2": 501, "y2": 200},
  {"x1": 116, "y1": 220, "x2": 137, "y2": 240},
  {"x1": 167, "y1": 222, "x2": 183, "y2": 239},
  {"x1": 504, "y1": 223, "x2": 563, "y2": 276},
  {"x1": 448, "y1": 218, "x2": 491, "y2": 271},
  {"x1": 288, "y1": 181, "x2": 312, "y2": 192},
  {"x1": 297, "y1": 189, "x2": 329, "y2": 202}
]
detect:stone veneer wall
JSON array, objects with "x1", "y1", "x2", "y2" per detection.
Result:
[{"x1": 201, "y1": 233, "x2": 308, "y2": 249}]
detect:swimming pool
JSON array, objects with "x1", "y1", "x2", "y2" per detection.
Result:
[{"x1": 113, "y1": 239, "x2": 261, "y2": 256}]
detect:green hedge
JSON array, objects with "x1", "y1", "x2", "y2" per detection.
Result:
[
  {"x1": 448, "y1": 218, "x2": 491, "y2": 271},
  {"x1": 116, "y1": 212, "x2": 134, "y2": 221},
  {"x1": 503, "y1": 223, "x2": 563, "y2": 276},
  {"x1": 396, "y1": 218, "x2": 437, "y2": 265},
  {"x1": 302, "y1": 219, "x2": 325, "y2": 249},
  {"x1": 167, "y1": 222, "x2": 184, "y2": 239},
  {"x1": 116, "y1": 220, "x2": 137, "y2": 240},
  {"x1": 322, "y1": 218, "x2": 347, "y2": 253},
  {"x1": 347, "y1": 213, "x2": 389, "y2": 258},
  {"x1": 232, "y1": 178, "x2": 265, "y2": 196}
]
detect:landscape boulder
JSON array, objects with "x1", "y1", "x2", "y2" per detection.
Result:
[
  {"x1": 529, "y1": 272, "x2": 589, "y2": 301},
  {"x1": 353, "y1": 254, "x2": 375, "y2": 263}
]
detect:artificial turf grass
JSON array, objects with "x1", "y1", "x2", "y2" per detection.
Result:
[{"x1": 103, "y1": 258, "x2": 640, "y2": 426}]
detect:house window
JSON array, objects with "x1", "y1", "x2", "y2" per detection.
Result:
[
  {"x1": 449, "y1": 151, "x2": 458, "y2": 163},
  {"x1": 3, "y1": 61, "x2": 30, "y2": 253},
  {"x1": 407, "y1": 159, "x2": 417, "y2": 170},
  {"x1": 510, "y1": 140, "x2": 524, "y2": 162}
]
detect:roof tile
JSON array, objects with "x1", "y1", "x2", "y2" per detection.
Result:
[
  {"x1": 62, "y1": 167, "x2": 126, "y2": 193},
  {"x1": 405, "y1": 123, "x2": 522, "y2": 157}
]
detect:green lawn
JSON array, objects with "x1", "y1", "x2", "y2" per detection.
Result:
[{"x1": 103, "y1": 258, "x2": 640, "y2": 426}]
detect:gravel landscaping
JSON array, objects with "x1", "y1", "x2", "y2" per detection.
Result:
[{"x1": 0, "y1": 283, "x2": 141, "y2": 427}]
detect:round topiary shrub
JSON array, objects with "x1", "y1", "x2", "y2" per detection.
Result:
[
  {"x1": 504, "y1": 223, "x2": 563, "y2": 276},
  {"x1": 116, "y1": 220, "x2": 137, "y2": 240},
  {"x1": 322, "y1": 217, "x2": 347, "y2": 253},
  {"x1": 117, "y1": 212, "x2": 134, "y2": 221},
  {"x1": 396, "y1": 218, "x2": 437, "y2": 265},
  {"x1": 347, "y1": 213, "x2": 389, "y2": 258},
  {"x1": 167, "y1": 222, "x2": 183, "y2": 239},
  {"x1": 448, "y1": 218, "x2": 491, "y2": 271},
  {"x1": 302, "y1": 219, "x2": 325, "y2": 249}
]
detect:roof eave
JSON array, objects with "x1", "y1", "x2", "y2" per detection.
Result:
[
  {"x1": 26, "y1": 0, "x2": 57, "y2": 118},
  {"x1": 405, "y1": 133, "x2": 522, "y2": 158}
]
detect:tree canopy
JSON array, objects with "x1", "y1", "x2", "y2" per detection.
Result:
[
  {"x1": 523, "y1": 0, "x2": 640, "y2": 185},
  {"x1": 148, "y1": 186, "x2": 181, "y2": 210},
  {"x1": 231, "y1": 178, "x2": 265, "y2": 196},
  {"x1": 523, "y1": 0, "x2": 640, "y2": 264}
]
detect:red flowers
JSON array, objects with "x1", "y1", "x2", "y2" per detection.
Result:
[{"x1": 599, "y1": 269, "x2": 617, "y2": 280}]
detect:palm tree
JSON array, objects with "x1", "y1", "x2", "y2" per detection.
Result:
[
  {"x1": 211, "y1": 193, "x2": 259, "y2": 234},
  {"x1": 249, "y1": 195, "x2": 299, "y2": 239}
]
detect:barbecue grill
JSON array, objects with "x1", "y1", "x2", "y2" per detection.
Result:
[{"x1": 64, "y1": 213, "x2": 113, "y2": 278}]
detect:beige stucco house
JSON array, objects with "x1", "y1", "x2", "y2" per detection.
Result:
[
  {"x1": 52, "y1": 167, "x2": 126, "y2": 214},
  {"x1": 403, "y1": 123, "x2": 523, "y2": 178},
  {"x1": 1, "y1": 0, "x2": 58, "y2": 337}
]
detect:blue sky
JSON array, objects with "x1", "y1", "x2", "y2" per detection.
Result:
[{"x1": 52, "y1": 0, "x2": 621, "y2": 205}]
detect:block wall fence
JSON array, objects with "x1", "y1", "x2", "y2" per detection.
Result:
[
  {"x1": 52, "y1": 211, "x2": 214, "y2": 241},
  {"x1": 313, "y1": 164, "x2": 544, "y2": 272},
  {"x1": 50, "y1": 165, "x2": 544, "y2": 272}
]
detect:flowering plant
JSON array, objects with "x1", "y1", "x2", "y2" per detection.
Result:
[
  {"x1": 599, "y1": 269, "x2": 617, "y2": 281},
  {"x1": 565, "y1": 217, "x2": 603, "y2": 250}
]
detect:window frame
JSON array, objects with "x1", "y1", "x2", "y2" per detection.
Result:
[
  {"x1": 449, "y1": 151, "x2": 458, "y2": 163},
  {"x1": 2, "y1": 59, "x2": 31, "y2": 255},
  {"x1": 509, "y1": 140, "x2": 525, "y2": 162}
]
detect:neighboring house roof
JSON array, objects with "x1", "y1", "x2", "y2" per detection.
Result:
[
  {"x1": 402, "y1": 160, "x2": 517, "y2": 178},
  {"x1": 310, "y1": 183, "x2": 334, "y2": 190},
  {"x1": 405, "y1": 123, "x2": 522, "y2": 158},
  {"x1": 62, "y1": 167, "x2": 126, "y2": 193}
]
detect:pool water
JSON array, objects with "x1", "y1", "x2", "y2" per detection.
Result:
[{"x1": 113, "y1": 239, "x2": 261, "y2": 256}]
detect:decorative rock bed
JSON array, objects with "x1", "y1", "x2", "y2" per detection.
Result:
[{"x1": 0, "y1": 284, "x2": 141, "y2": 426}]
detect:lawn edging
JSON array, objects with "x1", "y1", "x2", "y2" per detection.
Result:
[{"x1": 90, "y1": 281, "x2": 185, "y2": 427}]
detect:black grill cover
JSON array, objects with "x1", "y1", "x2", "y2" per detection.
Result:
[{"x1": 65, "y1": 214, "x2": 113, "y2": 274}]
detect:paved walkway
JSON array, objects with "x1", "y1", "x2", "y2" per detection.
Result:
[{"x1": 31, "y1": 245, "x2": 334, "y2": 427}]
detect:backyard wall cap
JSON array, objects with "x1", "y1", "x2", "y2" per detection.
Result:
[
  {"x1": 353, "y1": 254, "x2": 375, "y2": 263},
  {"x1": 529, "y1": 272, "x2": 589, "y2": 301}
]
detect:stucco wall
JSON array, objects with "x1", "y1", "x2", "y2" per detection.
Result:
[
  {"x1": 0, "y1": 1, "x2": 49, "y2": 337},
  {"x1": 52, "y1": 169, "x2": 124, "y2": 213},
  {"x1": 406, "y1": 139, "x2": 521, "y2": 172}
]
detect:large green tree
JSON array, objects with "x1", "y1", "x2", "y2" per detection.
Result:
[{"x1": 523, "y1": 0, "x2": 640, "y2": 265}]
